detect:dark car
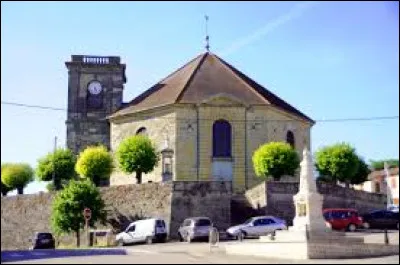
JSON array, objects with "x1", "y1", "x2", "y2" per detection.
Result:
[
  {"x1": 362, "y1": 210, "x2": 399, "y2": 230},
  {"x1": 31, "y1": 232, "x2": 55, "y2": 249}
]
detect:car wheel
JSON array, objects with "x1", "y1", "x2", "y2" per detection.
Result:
[
  {"x1": 238, "y1": 231, "x2": 246, "y2": 241},
  {"x1": 179, "y1": 233, "x2": 184, "y2": 242},
  {"x1": 186, "y1": 233, "x2": 192, "y2": 243},
  {"x1": 347, "y1": 223, "x2": 357, "y2": 232},
  {"x1": 363, "y1": 222, "x2": 370, "y2": 229},
  {"x1": 146, "y1": 237, "x2": 153, "y2": 245},
  {"x1": 117, "y1": 239, "x2": 124, "y2": 246}
]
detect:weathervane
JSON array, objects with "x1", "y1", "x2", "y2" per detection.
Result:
[{"x1": 205, "y1": 15, "x2": 210, "y2": 52}]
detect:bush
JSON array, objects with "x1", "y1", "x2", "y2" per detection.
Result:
[
  {"x1": 252, "y1": 142, "x2": 300, "y2": 181},
  {"x1": 75, "y1": 146, "x2": 113, "y2": 186},
  {"x1": 1, "y1": 163, "x2": 34, "y2": 194},
  {"x1": 315, "y1": 143, "x2": 359, "y2": 186},
  {"x1": 36, "y1": 148, "x2": 77, "y2": 190},
  {"x1": 116, "y1": 135, "x2": 159, "y2": 184}
]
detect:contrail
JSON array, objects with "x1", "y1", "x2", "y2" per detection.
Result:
[{"x1": 218, "y1": 1, "x2": 321, "y2": 57}]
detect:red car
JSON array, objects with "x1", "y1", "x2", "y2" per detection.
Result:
[{"x1": 323, "y1": 208, "x2": 363, "y2": 232}]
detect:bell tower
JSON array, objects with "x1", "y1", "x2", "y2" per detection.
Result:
[{"x1": 65, "y1": 55, "x2": 126, "y2": 154}]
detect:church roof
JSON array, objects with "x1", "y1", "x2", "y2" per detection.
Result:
[{"x1": 110, "y1": 52, "x2": 314, "y2": 123}]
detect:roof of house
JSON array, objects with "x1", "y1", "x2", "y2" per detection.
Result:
[
  {"x1": 368, "y1": 167, "x2": 399, "y2": 180},
  {"x1": 110, "y1": 52, "x2": 314, "y2": 123}
]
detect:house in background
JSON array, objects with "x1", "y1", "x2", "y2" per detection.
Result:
[{"x1": 354, "y1": 167, "x2": 399, "y2": 206}]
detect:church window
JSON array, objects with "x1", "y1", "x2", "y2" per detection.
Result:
[
  {"x1": 213, "y1": 119, "x2": 232, "y2": 157},
  {"x1": 286, "y1": 130, "x2": 295, "y2": 148}
]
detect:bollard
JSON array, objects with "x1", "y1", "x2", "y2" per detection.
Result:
[{"x1": 384, "y1": 228, "x2": 389, "y2": 245}]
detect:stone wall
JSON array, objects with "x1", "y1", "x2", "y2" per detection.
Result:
[
  {"x1": 169, "y1": 181, "x2": 232, "y2": 238},
  {"x1": 1, "y1": 181, "x2": 231, "y2": 250},
  {"x1": 244, "y1": 181, "x2": 387, "y2": 225}
]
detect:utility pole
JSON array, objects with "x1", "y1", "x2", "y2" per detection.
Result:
[{"x1": 53, "y1": 136, "x2": 57, "y2": 189}]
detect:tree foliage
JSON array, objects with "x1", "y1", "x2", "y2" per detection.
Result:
[
  {"x1": 369, "y1": 159, "x2": 399, "y2": 170},
  {"x1": 36, "y1": 148, "x2": 77, "y2": 190},
  {"x1": 116, "y1": 135, "x2": 159, "y2": 184},
  {"x1": 252, "y1": 142, "x2": 300, "y2": 181},
  {"x1": 51, "y1": 179, "x2": 106, "y2": 247},
  {"x1": 349, "y1": 157, "x2": 371, "y2": 185},
  {"x1": 315, "y1": 143, "x2": 359, "y2": 186},
  {"x1": 1, "y1": 163, "x2": 34, "y2": 194},
  {"x1": 75, "y1": 146, "x2": 113, "y2": 186}
]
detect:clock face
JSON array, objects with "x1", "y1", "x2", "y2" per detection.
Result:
[{"x1": 88, "y1": 81, "x2": 102, "y2": 95}]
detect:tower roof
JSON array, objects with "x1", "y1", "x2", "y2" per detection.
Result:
[{"x1": 111, "y1": 52, "x2": 314, "y2": 123}]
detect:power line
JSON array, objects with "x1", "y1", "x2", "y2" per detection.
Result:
[{"x1": 1, "y1": 100, "x2": 399, "y2": 123}]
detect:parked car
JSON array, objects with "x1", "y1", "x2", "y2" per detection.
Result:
[
  {"x1": 115, "y1": 218, "x2": 167, "y2": 245},
  {"x1": 387, "y1": 204, "x2": 399, "y2": 213},
  {"x1": 31, "y1": 232, "x2": 55, "y2": 250},
  {"x1": 226, "y1": 216, "x2": 287, "y2": 240},
  {"x1": 323, "y1": 208, "x2": 363, "y2": 232},
  {"x1": 361, "y1": 210, "x2": 399, "y2": 230},
  {"x1": 178, "y1": 217, "x2": 213, "y2": 243}
]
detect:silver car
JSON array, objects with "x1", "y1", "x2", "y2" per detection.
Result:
[
  {"x1": 178, "y1": 217, "x2": 213, "y2": 243},
  {"x1": 226, "y1": 216, "x2": 287, "y2": 239}
]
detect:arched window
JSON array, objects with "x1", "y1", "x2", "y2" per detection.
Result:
[
  {"x1": 213, "y1": 120, "x2": 231, "y2": 157},
  {"x1": 136, "y1": 127, "x2": 147, "y2": 136},
  {"x1": 286, "y1": 130, "x2": 295, "y2": 148}
]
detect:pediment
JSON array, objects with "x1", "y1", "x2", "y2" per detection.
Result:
[{"x1": 200, "y1": 93, "x2": 249, "y2": 107}]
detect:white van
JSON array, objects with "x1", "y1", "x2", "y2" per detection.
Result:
[{"x1": 115, "y1": 218, "x2": 168, "y2": 245}]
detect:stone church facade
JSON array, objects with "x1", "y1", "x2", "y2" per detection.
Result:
[{"x1": 66, "y1": 52, "x2": 314, "y2": 191}]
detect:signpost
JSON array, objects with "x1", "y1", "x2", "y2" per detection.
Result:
[{"x1": 83, "y1": 208, "x2": 91, "y2": 247}]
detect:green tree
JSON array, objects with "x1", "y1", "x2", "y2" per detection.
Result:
[
  {"x1": 1, "y1": 179, "x2": 12, "y2": 196},
  {"x1": 369, "y1": 159, "x2": 399, "y2": 170},
  {"x1": 75, "y1": 146, "x2": 113, "y2": 186},
  {"x1": 36, "y1": 148, "x2": 77, "y2": 190},
  {"x1": 1, "y1": 163, "x2": 34, "y2": 194},
  {"x1": 315, "y1": 143, "x2": 359, "y2": 187},
  {"x1": 116, "y1": 135, "x2": 159, "y2": 184},
  {"x1": 350, "y1": 156, "x2": 371, "y2": 185},
  {"x1": 51, "y1": 179, "x2": 106, "y2": 247},
  {"x1": 1, "y1": 164, "x2": 13, "y2": 196},
  {"x1": 252, "y1": 142, "x2": 300, "y2": 181}
]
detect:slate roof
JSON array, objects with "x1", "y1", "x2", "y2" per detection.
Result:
[{"x1": 110, "y1": 52, "x2": 314, "y2": 123}]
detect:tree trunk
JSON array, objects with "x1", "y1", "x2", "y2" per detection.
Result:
[
  {"x1": 76, "y1": 229, "x2": 80, "y2": 248},
  {"x1": 345, "y1": 181, "x2": 350, "y2": 189},
  {"x1": 136, "y1": 171, "x2": 142, "y2": 184},
  {"x1": 17, "y1": 186, "x2": 23, "y2": 195}
]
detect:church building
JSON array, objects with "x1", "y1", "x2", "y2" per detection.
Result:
[{"x1": 65, "y1": 52, "x2": 314, "y2": 191}]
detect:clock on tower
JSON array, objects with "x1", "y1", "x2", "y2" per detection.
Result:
[{"x1": 65, "y1": 55, "x2": 126, "y2": 155}]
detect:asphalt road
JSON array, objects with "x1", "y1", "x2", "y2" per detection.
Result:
[{"x1": 2, "y1": 230, "x2": 399, "y2": 264}]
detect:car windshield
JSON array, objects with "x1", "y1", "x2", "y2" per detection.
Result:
[
  {"x1": 244, "y1": 218, "x2": 254, "y2": 225},
  {"x1": 195, "y1": 219, "x2": 211, "y2": 226},
  {"x1": 36, "y1": 233, "x2": 53, "y2": 240}
]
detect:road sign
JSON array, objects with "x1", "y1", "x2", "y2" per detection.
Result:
[{"x1": 83, "y1": 208, "x2": 92, "y2": 220}]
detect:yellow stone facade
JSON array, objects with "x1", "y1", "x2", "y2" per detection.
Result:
[{"x1": 110, "y1": 95, "x2": 312, "y2": 192}]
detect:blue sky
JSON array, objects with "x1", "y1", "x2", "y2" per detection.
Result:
[{"x1": 1, "y1": 1, "x2": 399, "y2": 194}]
